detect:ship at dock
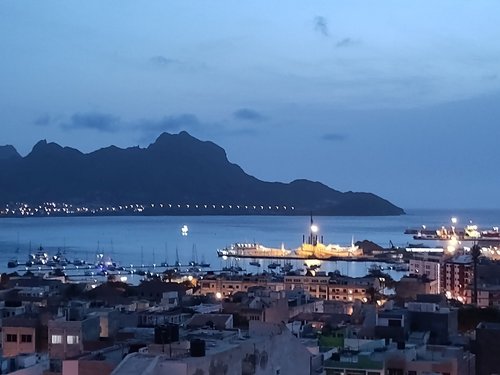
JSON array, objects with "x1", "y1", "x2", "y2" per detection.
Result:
[{"x1": 217, "y1": 217, "x2": 362, "y2": 260}]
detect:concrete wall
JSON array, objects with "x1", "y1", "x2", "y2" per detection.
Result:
[
  {"x1": 2, "y1": 326, "x2": 37, "y2": 357},
  {"x1": 63, "y1": 360, "x2": 115, "y2": 375}
]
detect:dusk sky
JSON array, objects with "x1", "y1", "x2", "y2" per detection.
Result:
[{"x1": 1, "y1": 1, "x2": 500, "y2": 210}]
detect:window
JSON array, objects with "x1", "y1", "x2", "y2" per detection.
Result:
[
  {"x1": 6, "y1": 334, "x2": 17, "y2": 342},
  {"x1": 51, "y1": 335, "x2": 62, "y2": 344},
  {"x1": 67, "y1": 335, "x2": 79, "y2": 344},
  {"x1": 21, "y1": 334, "x2": 32, "y2": 343},
  {"x1": 388, "y1": 319, "x2": 402, "y2": 327}
]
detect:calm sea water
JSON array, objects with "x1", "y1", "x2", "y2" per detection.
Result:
[{"x1": 1, "y1": 209, "x2": 499, "y2": 278}]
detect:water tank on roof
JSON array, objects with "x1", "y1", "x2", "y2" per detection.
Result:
[
  {"x1": 190, "y1": 339, "x2": 206, "y2": 357},
  {"x1": 154, "y1": 324, "x2": 179, "y2": 344}
]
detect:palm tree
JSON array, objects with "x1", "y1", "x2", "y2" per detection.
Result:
[{"x1": 471, "y1": 243, "x2": 481, "y2": 305}]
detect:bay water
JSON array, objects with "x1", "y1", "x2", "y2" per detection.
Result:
[{"x1": 1, "y1": 209, "x2": 499, "y2": 279}]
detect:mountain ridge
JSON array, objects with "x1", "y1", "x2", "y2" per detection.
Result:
[{"x1": 0, "y1": 132, "x2": 404, "y2": 216}]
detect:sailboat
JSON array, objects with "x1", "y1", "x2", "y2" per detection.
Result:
[
  {"x1": 161, "y1": 243, "x2": 169, "y2": 267},
  {"x1": 8, "y1": 233, "x2": 20, "y2": 268},
  {"x1": 199, "y1": 254, "x2": 210, "y2": 268},
  {"x1": 189, "y1": 244, "x2": 199, "y2": 267},
  {"x1": 174, "y1": 247, "x2": 181, "y2": 268}
]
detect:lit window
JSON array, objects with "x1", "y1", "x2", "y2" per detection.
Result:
[
  {"x1": 67, "y1": 335, "x2": 79, "y2": 344},
  {"x1": 51, "y1": 335, "x2": 62, "y2": 344}
]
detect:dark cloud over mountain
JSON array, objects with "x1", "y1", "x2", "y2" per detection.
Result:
[
  {"x1": 62, "y1": 112, "x2": 120, "y2": 132},
  {"x1": 139, "y1": 114, "x2": 201, "y2": 133},
  {"x1": 322, "y1": 133, "x2": 346, "y2": 142},
  {"x1": 150, "y1": 55, "x2": 179, "y2": 67},
  {"x1": 233, "y1": 108, "x2": 266, "y2": 122},
  {"x1": 34, "y1": 114, "x2": 51, "y2": 126},
  {"x1": 336, "y1": 38, "x2": 359, "y2": 48}
]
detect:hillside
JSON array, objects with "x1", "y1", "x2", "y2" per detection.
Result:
[{"x1": 0, "y1": 132, "x2": 404, "y2": 216}]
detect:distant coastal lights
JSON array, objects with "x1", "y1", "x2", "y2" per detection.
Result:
[
  {"x1": 0, "y1": 201, "x2": 296, "y2": 217},
  {"x1": 181, "y1": 225, "x2": 189, "y2": 236}
]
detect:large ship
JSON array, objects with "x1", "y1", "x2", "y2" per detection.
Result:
[
  {"x1": 217, "y1": 242, "x2": 292, "y2": 258},
  {"x1": 217, "y1": 217, "x2": 362, "y2": 260},
  {"x1": 294, "y1": 217, "x2": 362, "y2": 259},
  {"x1": 406, "y1": 221, "x2": 500, "y2": 243}
]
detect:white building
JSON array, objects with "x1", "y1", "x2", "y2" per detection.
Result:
[{"x1": 409, "y1": 253, "x2": 442, "y2": 291}]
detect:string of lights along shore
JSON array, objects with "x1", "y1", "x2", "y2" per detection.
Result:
[{"x1": 0, "y1": 202, "x2": 296, "y2": 217}]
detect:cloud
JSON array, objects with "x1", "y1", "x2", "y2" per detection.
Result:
[
  {"x1": 336, "y1": 38, "x2": 359, "y2": 48},
  {"x1": 139, "y1": 113, "x2": 201, "y2": 133},
  {"x1": 34, "y1": 114, "x2": 51, "y2": 126},
  {"x1": 149, "y1": 55, "x2": 178, "y2": 67},
  {"x1": 233, "y1": 108, "x2": 266, "y2": 122},
  {"x1": 313, "y1": 16, "x2": 329, "y2": 37},
  {"x1": 482, "y1": 73, "x2": 498, "y2": 81},
  {"x1": 62, "y1": 112, "x2": 120, "y2": 132},
  {"x1": 322, "y1": 133, "x2": 347, "y2": 142}
]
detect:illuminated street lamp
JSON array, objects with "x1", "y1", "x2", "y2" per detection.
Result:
[{"x1": 451, "y1": 217, "x2": 458, "y2": 236}]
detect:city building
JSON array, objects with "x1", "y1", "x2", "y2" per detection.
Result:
[
  {"x1": 324, "y1": 339, "x2": 475, "y2": 375},
  {"x1": 110, "y1": 321, "x2": 322, "y2": 375},
  {"x1": 47, "y1": 310, "x2": 101, "y2": 373},
  {"x1": 374, "y1": 308, "x2": 410, "y2": 343},
  {"x1": 1, "y1": 314, "x2": 41, "y2": 357},
  {"x1": 409, "y1": 252, "x2": 442, "y2": 291},
  {"x1": 198, "y1": 274, "x2": 284, "y2": 297},
  {"x1": 442, "y1": 255, "x2": 473, "y2": 302},
  {"x1": 472, "y1": 322, "x2": 500, "y2": 375},
  {"x1": 61, "y1": 345, "x2": 127, "y2": 375},
  {"x1": 284, "y1": 274, "x2": 379, "y2": 302},
  {"x1": 406, "y1": 301, "x2": 458, "y2": 345},
  {"x1": 395, "y1": 275, "x2": 440, "y2": 301}
]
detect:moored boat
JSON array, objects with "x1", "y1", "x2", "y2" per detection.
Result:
[
  {"x1": 29, "y1": 246, "x2": 49, "y2": 265},
  {"x1": 267, "y1": 262, "x2": 280, "y2": 270}
]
